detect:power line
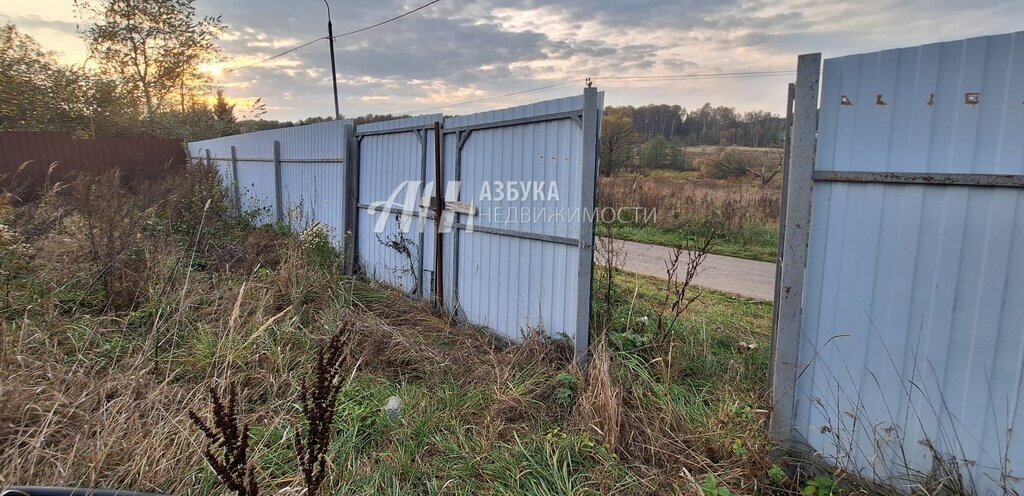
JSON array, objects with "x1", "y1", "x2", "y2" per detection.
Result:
[
  {"x1": 225, "y1": 0, "x2": 443, "y2": 74},
  {"x1": 593, "y1": 70, "x2": 794, "y2": 81},
  {"x1": 332, "y1": 0, "x2": 443, "y2": 39},
  {"x1": 226, "y1": 37, "x2": 326, "y2": 74}
]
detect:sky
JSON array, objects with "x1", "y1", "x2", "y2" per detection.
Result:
[{"x1": 2, "y1": 0, "x2": 1022, "y2": 121}]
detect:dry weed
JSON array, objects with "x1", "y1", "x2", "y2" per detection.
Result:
[{"x1": 574, "y1": 338, "x2": 621, "y2": 452}]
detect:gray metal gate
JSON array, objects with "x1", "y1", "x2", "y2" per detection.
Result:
[{"x1": 352, "y1": 89, "x2": 603, "y2": 360}]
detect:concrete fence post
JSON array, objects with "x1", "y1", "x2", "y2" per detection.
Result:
[
  {"x1": 575, "y1": 86, "x2": 600, "y2": 368},
  {"x1": 769, "y1": 53, "x2": 821, "y2": 442}
]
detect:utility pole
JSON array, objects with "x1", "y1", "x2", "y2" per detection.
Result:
[{"x1": 323, "y1": 0, "x2": 340, "y2": 119}]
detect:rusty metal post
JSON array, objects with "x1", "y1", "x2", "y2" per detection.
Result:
[
  {"x1": 343, "y1": 123, "x2": 359, "y2": 275},
  {"x1": 229, "y1": 145, "x2": 241, "y2": 211},
  {"x1": 432, "y1": 121, "x2": 445, "y2": 310},
  {"x1": 273, "y1": 140, "x2": 283, "y2": 222}
]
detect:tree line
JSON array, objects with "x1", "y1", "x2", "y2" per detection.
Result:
[
  {"x1": 1, "y1": 0, "x2": 417, "y2": 144},
  {"x1": 600, "y1": 103, "x2": 786, "y2": 175},
  {"x1": 608, "y1": 104, "x2": 786, "y2": 148}
]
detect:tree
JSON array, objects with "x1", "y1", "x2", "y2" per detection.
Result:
[
  {"x1": 640, "y1": 135, "x2": 669, "y2": 169},
  {"x1": 76, "y1": 0, "x2": 224, "y2": 116},
  {"x1": 667, "y1": 138, "x2": 686, "y2": 170},
  {"x1": 679, "y1": 103, "x2": 786, "y2": 148},
  {"x1": 750, "y1": 148, "x2": 784, "y2": 187},
  {"x1": 212, "y1": 89, "x2": 237, "y2": 136},
  {"x1": 83, "y1": 76, "x2": 147, "y2": 137},
  {"x1": 600, "y1": 111, "x2": 638, "y2": 176},
  {"x1": 0, "y1": 23, "x2": 143, "y2": 137},
  {"x1": 631, "y1": 104, "x2": 684, "y2": 141},
  {"x1": 0, "y1": 24, "x2": 90, "y2": 134}
]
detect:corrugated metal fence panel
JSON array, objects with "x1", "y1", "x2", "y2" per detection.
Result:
[
  {"x1": 448, "y1": 95, "x2": 584, "y2": 240},
  {"x1": 356, "y1": 114, "x2": 441, "y2": 293},
  {"x1": 1, "y1": 131, "x2": 185, "y2": 199},
  {"x1": 236, "y1": 162, "x2": 276, "y2": 224},
  {"x1": 794, "y1": 31, "x2": 1024, "y2": 493},
  {"x1": 275, "y1": 122, "x2": 347, "y2": 245},
  {"x1": 443, "y1": 95, "x2": 595, "y2": 340},
  {"x1": 184, "y1": 140, "x2": 239, "y2": 204},
  {"x1": 187, "y1": 120, "x2": 348, "y2": 243},
  {"x1": 280, "y1": 161, "x2": 344, "y2": 244},
  {"x1": 816, "y1": 32, "x2": 1024, "y2": 174}
]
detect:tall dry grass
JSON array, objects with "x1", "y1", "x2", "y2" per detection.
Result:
[
  {"x1": 598, "y1": 174, "x2": 780, "y2": 231},
  {"x1": 0, "y1": 166, "x2": 589, "y2": 493}
]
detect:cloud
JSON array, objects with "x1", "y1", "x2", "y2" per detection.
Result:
[
  {"x1": 4, "y1": 0, "x2": 1023, "y2": 120},
  {"x1": 3, "y1": 14, "x2": 78, "y2": 32}
]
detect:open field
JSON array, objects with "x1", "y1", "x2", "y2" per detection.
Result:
[
  {"x1": 0, "y1": 166, "x2": 810, "y2": 495},
  {"x1": 683, "y1": 146, "x2": 783, "y2": 166},
  {"x1": 598, "y1": 168, "x2": 781, "y2": 262}
]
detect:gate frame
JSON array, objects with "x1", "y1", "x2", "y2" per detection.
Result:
[{"x1": 343, "y1": 89, "x2": 601, "y2": 366}]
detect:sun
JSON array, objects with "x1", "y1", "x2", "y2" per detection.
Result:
[{"x1": 198, "y1": 62, "x2": 224, "y2": 79}]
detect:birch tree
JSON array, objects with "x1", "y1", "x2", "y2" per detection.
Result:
[{"x1": 76, "y1": 0, "x2": 223, "y2": 116}]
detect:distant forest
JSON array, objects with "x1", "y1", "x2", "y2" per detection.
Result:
[
  {"x1": 234, "y1": 113, "x2": 413, "y2": 134},
  {"x1": 598, "y1": 103, "x2": 786, "y2": 174},
  {"x1": 606, "y1": 103, "x2": 786, "y2": 149}
]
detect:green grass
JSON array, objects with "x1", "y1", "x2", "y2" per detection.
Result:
[
  {"x1": 243, "y1": 372, "x2": 630, "y2": 495},
  {"x1": 601, "y1": 221, "x2": 779, "y2": 263},
  {"x1": 239, "y1": 273, "x2": 775, "y2": 495},
  {"x1": 598, "y1": 269, "x2": 772, "y2": 375}
]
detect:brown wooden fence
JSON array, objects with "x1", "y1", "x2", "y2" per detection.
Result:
[{"x1": 0, "y1": 131, "x2": 186, "y2": 198}]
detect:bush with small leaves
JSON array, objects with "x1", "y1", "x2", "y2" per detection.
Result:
[
  {"x1": 802, "y1": 476, "x2": 835, "y2": 496},
  {"x1": 699, "y1": 474, "x2": 735, "y2": 496}
]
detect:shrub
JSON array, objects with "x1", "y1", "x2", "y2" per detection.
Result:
[{"x1": 698, "y1": 149, "x2": 753, "y2": 179}]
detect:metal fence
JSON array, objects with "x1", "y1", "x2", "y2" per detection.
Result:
[
  {"x1": 0, "y1": 131, "x2": 185, "y2": 198},
  {"x1": 187, "y1": 120, "x2": 350, "y2": 245},
  {"x1": 772, "y1": 31, "x2": 1024, "y2": 494},
  {"x1": 187, "y1": 89, "x2": 603, "y2": 362}
]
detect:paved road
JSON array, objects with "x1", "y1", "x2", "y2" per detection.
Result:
[{"x1": 598, "y1": 238, "x2": 776, "y2": 301}]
